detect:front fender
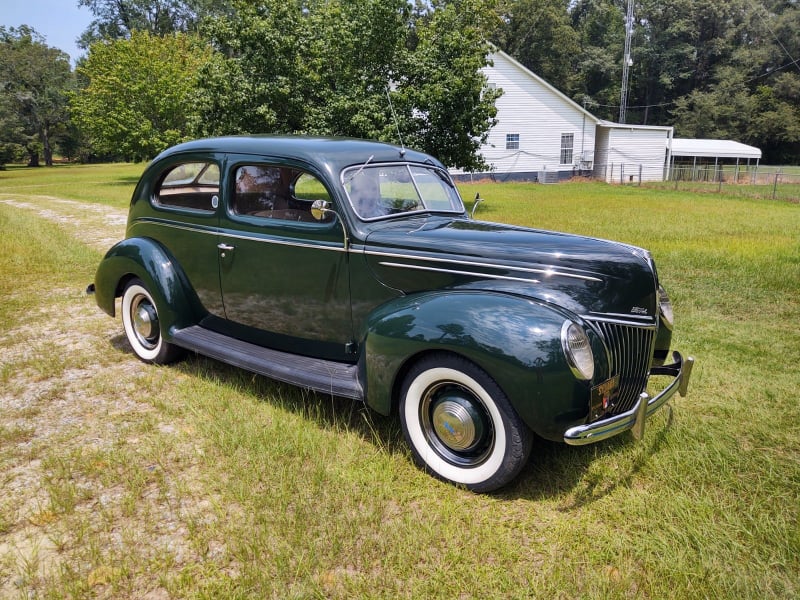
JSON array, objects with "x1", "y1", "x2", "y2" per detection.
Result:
[
  {"x1": 363, "y1": 290, "x2": 594, "y2": 440},
  {"x1": 93, "y1": 237, "x2": 204, "y2": 337}
]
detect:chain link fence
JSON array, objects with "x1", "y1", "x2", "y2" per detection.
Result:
[{"x1": 592, "y1": 163, "x2": 800, "y2": 203}]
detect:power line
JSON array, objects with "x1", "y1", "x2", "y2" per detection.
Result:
[{"x1": 751, "y1": 1, "x2": 800, "y2": 76}]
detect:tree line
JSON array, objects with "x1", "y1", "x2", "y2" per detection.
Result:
[{"x1": 1, "y1": 0, "x2": 798, "y2": 169}]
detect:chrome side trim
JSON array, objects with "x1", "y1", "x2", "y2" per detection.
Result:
[
  {"x1": 563, "y1": 352, "x2": 693, "y2": 446},
  {"x1": 134, "y1": 218, "x2": 347, "y2": 253},
  {"x1": 378, "y1": 262, "x2": 541, "y2": 284},
  {"x1": 366, "y1": 249, "x2": 603, "y2": 282}
]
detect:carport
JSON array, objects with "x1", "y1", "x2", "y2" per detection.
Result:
[{"x1": 668, "y1": 138, "x2": 762, "y2": 181}]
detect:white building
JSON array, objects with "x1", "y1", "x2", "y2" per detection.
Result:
[{"x1": 455, "y1": 50, "x2": 675, "y2": 183}]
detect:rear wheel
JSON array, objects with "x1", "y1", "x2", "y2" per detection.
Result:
[
  {"x1": 399, "y1": 354, "x2": 532, "y2": 492},
  {"x1": 121, "y1": 278, "x2": 184, "y2": 364}
]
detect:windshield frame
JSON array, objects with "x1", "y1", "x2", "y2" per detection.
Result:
[{"x1": 340, "y1": 162, "x2": 465, "y2": 222}]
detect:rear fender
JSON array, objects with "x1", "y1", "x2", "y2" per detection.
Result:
[
  {"x1": 362, "y1": 290, "x2": 594, "y2": 439},
  {"x1": 93, "y1": 237, "x2": 204, "y2": 337}
]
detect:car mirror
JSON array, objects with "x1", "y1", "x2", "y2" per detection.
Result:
[
  {"x1": 311, "y1": 199, "x2": 333, "y2": 221},
  {"x1": 471, "y1": 193, "x2": 484, "y2": 219}
]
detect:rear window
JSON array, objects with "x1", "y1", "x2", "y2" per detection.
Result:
[{"x1": 155, "y1": 162, "x2": 220, "y2": 212}]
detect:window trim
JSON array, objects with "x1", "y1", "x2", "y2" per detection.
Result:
[
  {"x1": 560, "y1": 133, "x2": 575, "y2": 165},
  {"x1": 506, "y1": 133, "x2": 520, "y2": 151}
]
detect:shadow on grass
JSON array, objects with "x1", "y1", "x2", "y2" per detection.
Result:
[
  {"x1": 108, "y1": 176, "x2": 142, "y2": 185},
  {"x1": 111, "y1": 334, "x2": 674, "y2": 503}
]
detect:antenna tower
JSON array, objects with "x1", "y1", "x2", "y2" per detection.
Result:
[{"x1": 619, "y1": 0, "x2": 634, "y2": 123}]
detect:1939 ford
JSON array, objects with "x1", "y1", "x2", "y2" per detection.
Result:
[{"x1": 89, "y1": 136, "x2": 692, "y2": 492}]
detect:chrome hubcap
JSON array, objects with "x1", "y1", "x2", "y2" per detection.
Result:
[
  {"x1": 421, "y1": 382, "x2": 492, "y2": 466},
  {"x1": 432, "y1": 400, "x2": 478, "y2": 451},
  {"x1": 131, "y1": 297, "x2": 159, "y2": 349}
]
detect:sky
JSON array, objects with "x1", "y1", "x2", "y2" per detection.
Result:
[{"x1": 1, "y1": 0, "x2": 94, "y2": 65}]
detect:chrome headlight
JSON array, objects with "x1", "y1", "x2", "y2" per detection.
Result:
[
  {"x1": 561, "y1": 322, "x2": 595, "y2": 381},
  {"x1": 658, "y1": 285, "x2": 674, "y2": 330}
]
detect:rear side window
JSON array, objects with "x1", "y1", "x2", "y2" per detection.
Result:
[{"x1": 156, "y1": 162, "x2": 220, "y2": 212}]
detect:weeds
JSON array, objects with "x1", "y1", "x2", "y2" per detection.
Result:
[{"x1": 0, "y1": 172, "x2": 798, "y2": 597}]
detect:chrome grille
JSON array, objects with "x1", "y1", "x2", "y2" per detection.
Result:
[{"x1": 590, "y1": 320, "x2": 656, "y2": 414}]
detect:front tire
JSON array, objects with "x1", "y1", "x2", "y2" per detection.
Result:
[
  {"x1": 399, "y1": 354, "x2": 532, "y2": 492},
  {"x1": 121, "y1": 278, "x2": 184, "y2": 364}
]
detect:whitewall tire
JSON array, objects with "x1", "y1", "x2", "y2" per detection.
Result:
[
  {"x1": 399, "y1": 354, "x2": 532, "y2": 492},
  {"x1": 121, "y1": 279, "x2": 183, "y2": 364}
]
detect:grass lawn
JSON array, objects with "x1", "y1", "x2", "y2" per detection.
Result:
[{"x1": 1, "y1": 166, "x2": 798, "y2": 598}]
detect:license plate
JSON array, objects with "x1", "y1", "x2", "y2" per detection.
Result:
[{"x1": 590, "y1": 375, "x2": 620, "y2": 419}]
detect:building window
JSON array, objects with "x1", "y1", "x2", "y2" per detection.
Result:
[
  {"x1": 506, "y1": 133, "x2": 520, "y2": 150},
  {"x1": 560, "y1": 133, "x2": 574, "y2": 164}
]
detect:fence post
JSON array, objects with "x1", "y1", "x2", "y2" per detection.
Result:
[
  {"x1": 773, "y1": 171, "x2": 780, "y2": 200},
  {"x1": 620, "y1": 164, "x2": 625, "y2": 184}
]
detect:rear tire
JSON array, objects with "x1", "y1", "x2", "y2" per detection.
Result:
[
  {"x1": 121, "y1": 278, "x2": 184, "y2": 364},
  {"x1": 399, "y1": 353, "x2": 532, "y2": 492}
]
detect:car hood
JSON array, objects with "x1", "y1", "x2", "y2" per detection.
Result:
[{"x1": 362, "y1": 216, "x2": 659, "y2": 320}]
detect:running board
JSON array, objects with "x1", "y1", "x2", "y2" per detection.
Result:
[{"x1": 170, "y1": 326, "x2": 363, "y2": 400}]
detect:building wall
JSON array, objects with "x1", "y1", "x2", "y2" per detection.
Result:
[
  {"x1": 594, "y1": 127, "x2": 670, "y2": 183},
  {"x1": 458, "y1": 52, "x2": 596, "y2": 180}
]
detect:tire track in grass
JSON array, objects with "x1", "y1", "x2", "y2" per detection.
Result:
[{"x1": 0, "y1": 195, "x2": 234, "y2": 597}]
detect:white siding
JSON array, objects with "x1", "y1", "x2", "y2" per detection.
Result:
[
  {"x1": 593, "y1": 128, "x2": 610, "y2": 179},
  {"x1": 595, "y1": 126, "x2": 670, "y2": 183},
  {"x1": 475, "y1": 52, "x2": 596, "y2": 177}
]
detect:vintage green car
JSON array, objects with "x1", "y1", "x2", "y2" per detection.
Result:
[{"x1": 90, "y1": 136, "x2": 692, "y2": 492}]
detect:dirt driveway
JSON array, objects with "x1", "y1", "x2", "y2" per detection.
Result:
[{"x1": 0, "y1": 195, "x2": 227, "y2": 598}]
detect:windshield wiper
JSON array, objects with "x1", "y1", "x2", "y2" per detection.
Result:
[{"x1": 343, "y1": 155, "x2": 374, "y2": 184}]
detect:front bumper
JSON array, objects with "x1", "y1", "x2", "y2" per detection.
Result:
[{"x1": 563, "y1": 351, "x2": 693, "y2": 446}]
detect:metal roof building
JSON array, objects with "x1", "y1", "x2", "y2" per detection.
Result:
[{"x1": 670, "y1": 138, "x2": 762, "y2": 161}]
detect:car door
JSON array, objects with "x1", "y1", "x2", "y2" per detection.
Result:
[
  {"x1": 217, "y1": 157, "x2": 353, "y2": 361},
  {"x1": 142, "y1": 155, "x2": 225, "y2": 318}
]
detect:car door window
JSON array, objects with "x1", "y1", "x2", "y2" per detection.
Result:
[{"x1": 232, "y1": 165, "x2": 331, "y2": 223}]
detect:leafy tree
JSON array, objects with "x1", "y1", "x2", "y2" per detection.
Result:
[
  {"x1": 71, "y1": 31, "x2": 211, "y2": 161},
  {"x1": 570, "y1": 0, "x2": 625, "y2": 119},
  {"x1": 0, "y1": 26, "x2": 74, "y2": 166},
  {"x1": 78, "y1": 0, "x2": 233, "y2": 48},
  {"x1": 493, "y1": 0, "x2": 581, "y2": 94},
  {"x1": 193, "y1": 0, "x2": 500, "y2": 170},
  {"x1": 669, "y1": 0, "x2": 800, "y2": 162}
]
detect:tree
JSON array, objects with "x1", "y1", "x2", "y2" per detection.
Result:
[
  {"x1": 71, "y1": 31, "x2": 211, "y2": 161},
  {"x1": 570, "y1": 0, "x2": 626, "y2": 120},
  {"x1": 669, "y1": 0, "x2": 800, "y2": 162},
  {"x1": 493, "y1": 0, "x2": 581, "y2": 94},
  {"x1": 193, "y1": 0, "x2": 499, "y2": 170},
  {"x1": 77, "y1": 0, "x2": 233, "y2": 48},
  {"x1": 0, "y1": 26, "x2": 74, "y2": 166}
]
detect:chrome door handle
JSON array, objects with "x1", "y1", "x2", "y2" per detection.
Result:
[{"x1": 217, "y1": 243, "x2": 235, "y2": 251}]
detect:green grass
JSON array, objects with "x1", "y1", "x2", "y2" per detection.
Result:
[
  {"x1": 1, "y1": 169, "x2": 799, "y2": 597},
  {"x1": 0, "y1": 162, "x2": 145, "y2": 208}
]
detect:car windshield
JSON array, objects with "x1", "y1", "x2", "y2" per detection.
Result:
[{"x1": 342, "y1": 163, "x2": 464, "y2": 220}]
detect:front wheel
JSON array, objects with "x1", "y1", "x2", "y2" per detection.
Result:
[
  {"x1": 399, "y1": 354, "x2": 532, "y2": 492},
  {"x1": 121, "y1": 278, "x2": 184, "y2": 364}
]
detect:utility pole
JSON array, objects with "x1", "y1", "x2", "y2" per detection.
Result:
[{"x1": 619, "y1": 0, "x2": 634, "y2": 124}]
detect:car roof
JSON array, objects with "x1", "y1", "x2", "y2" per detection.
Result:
[{"x1": 152, "y1": 135, "x2": 445, "y2": 174}]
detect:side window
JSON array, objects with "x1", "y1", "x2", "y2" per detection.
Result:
[
  {"x1": 560, "y1": 133, "x2": 574, "y2": 164},
  {"x1": 233, "y1": 165, "x2": 332, "y2": 223},
  {"x1": 506, "y1": 133, "x2": 520, "y2": 150},
  {"x1": 156, "y1": 162, "x2": 219, "y2": 212}
]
